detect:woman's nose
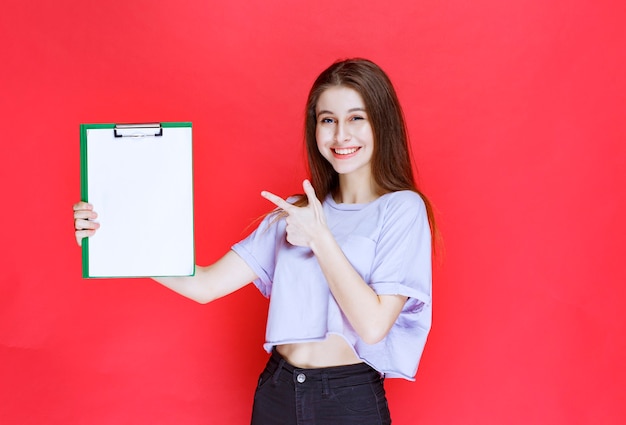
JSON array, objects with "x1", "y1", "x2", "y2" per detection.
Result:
[{"x1": 334, "y1": 122, "x2": 351, "y2": 142}]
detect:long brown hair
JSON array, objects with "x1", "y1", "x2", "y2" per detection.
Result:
[{"x1": 297, "y1": 58, "x2": 438, "y2": 242}]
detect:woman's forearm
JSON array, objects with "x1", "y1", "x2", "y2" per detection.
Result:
[
  {"x1": 152, "y1": 250, "x2": 257, "y2": 304},
  {"x1": 310, "y1": 230, "x2": 406, "y2": 345}
]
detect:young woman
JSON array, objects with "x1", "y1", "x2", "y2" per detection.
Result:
[{"x1": 73, "y1": 58, "x2": 435, "y2": 425}]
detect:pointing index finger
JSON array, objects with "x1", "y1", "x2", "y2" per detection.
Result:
[{"x1": 261, "y1": 190, "x2": 292, "y2": 211}]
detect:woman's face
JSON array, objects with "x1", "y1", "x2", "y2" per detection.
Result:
[{"x1": 315, "y1": 86, "x2": 374, "y2": 180}]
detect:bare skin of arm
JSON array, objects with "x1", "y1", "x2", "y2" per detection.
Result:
[{"x1": 73, "y1": 201, "x2": 255, "y2": 303}]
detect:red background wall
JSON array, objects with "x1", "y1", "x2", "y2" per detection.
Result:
[{"x1": 1, "y1": 1, "x2": 624, "y2": 424}]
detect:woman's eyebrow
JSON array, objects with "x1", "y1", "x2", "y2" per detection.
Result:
[{"x1": 316, "y1": 107, "x2": 366, "y2": 117}]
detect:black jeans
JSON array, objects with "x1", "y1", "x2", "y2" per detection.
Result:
[{"x1": 251, "y1": 348, "x2": 392, "y2": 425}]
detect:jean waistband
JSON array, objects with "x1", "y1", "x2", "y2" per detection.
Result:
[{"x1": 266, "y1": 347, "x2": 382, "y2": 384}]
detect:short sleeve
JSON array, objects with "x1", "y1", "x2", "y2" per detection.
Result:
[
  {"x1": 231, "y1": 212, "x2": 285, "y2": 297},
  {"x1": 369, "y1": 191, "x2": 432, "y2": 310}
]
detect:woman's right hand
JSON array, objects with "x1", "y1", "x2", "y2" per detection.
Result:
[{"x1": 73, "y1": 201, "x2": 100, "y2": 246}]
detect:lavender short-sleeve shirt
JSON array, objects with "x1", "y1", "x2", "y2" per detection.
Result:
[{"x1": 232, "y1": 190, "x2": 432, "y2": 380}]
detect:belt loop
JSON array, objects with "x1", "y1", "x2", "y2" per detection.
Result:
[
  {"x1": 321, "y1": 373, "x2": 329, "y2": 398},
  {"x1": 272, "y1": 358, "x2": 285, "y2": 385}
]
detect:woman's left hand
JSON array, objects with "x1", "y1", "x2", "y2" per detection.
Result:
[{"x1": 261, "y1": 179, "x2": 329, "y2": 248}]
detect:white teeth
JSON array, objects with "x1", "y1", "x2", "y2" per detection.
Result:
[{"x1": 334, "y1": 147, "x2": 358, "y2": 155}]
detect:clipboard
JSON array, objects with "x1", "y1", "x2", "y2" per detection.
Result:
[{"x1": 80, "y1": 122, "x2": 195, "y2": 278}]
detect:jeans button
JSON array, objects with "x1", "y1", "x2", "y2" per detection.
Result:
[{"x1": 296, "y1": 373, "x2": 306, "y2": 383}]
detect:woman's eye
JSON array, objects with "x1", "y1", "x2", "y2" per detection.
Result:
[
  {"x1": 321, "y1": 117, "x2": 334, "y2": 124},
  {"x1": 351, "y1": 115, "x2": 364, "y2": 121}
]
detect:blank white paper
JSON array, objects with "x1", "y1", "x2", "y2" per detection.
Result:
[{"x1": 85, "y1": 126, "x2": 194, "y2": 277}]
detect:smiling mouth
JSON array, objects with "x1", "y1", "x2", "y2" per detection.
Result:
[{"x1": 332, "y1": 147, "x2": 360, "y2": 155}]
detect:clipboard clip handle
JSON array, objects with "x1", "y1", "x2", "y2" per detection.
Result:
[{"x1": 114, "y1": 123, "x2": 163, "y2": 138}]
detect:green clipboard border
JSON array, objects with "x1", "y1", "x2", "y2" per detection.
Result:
[{"x1": 79, "y1": 122, "x2": 195, "y2": 278}]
